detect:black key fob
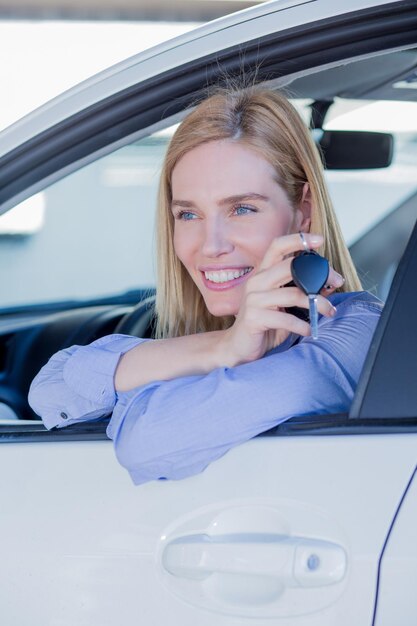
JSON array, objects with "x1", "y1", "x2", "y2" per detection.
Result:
[
  {"x1": 290, "y1": 250, "x2": 330, "y2": 339},
  {"x1": 291, "y1": 250, "x2": 329, "y2": 296},
  {"x1": 285, "y1": 251, "x2": 330, "y2": 327}
]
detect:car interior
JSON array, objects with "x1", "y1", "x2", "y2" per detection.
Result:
[{"x1": 0, "y1": 44, "x2": 416, "y2": 430}]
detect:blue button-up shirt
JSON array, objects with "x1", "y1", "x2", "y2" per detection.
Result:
[{"x1": 28, "y1": 291, "x2": 382, "y2": 485}]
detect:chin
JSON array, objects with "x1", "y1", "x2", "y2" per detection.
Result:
[{"x1": 205, "y1": 298, "x2": 239, "y2": 318}]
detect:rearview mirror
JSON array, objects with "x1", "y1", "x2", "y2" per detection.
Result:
[{"x1": 313, "y1": 130, "x2": 394, "y2": 169}]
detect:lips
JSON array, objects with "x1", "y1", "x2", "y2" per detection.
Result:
[
  {"x1": 200, "y1": 266, "x2": 253, "y2": 291},
  {"x1": 204, "y1": 267, "x2": 252, "y2": 283}
]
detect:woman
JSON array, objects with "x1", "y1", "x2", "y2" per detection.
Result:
[{"x1": 28, "y1": 88, "x2": 382, "y2": 484}]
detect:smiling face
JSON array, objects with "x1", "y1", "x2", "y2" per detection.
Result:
[{"x1": 171, "y1": 140, "x2": 310, "y2": 317}]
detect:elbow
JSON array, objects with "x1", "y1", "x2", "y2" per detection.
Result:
[
  {"x1": 114, "y1": 440, "x2": 173, "y2": 485},
  {"x1": 109, "y1": 382, "x2": 213, "y2": 485},
  {"x1": 111, "y1": 411, "x2": 216, "y2": 485},
  {"x1": 111, "y1": 404, "x2": 176, "y2": 484},
  {"x1": 113, "y1": 429, "x2": 169, "y2": 484}
]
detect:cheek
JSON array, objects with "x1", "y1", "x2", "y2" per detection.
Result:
[
  {"x1": 274, "y1": 207, "x2": 294, "y2": 234},
  {"x1": 173, "y1": 227, "x2": 197, "y2": 270},
  {"x1": 247, "y1": 214, "x2": 293, "y2": 258}
]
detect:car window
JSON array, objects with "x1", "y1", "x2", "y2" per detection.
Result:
[
  {"x1": 324, "y1": 99, "x2": 417, "y2": 298},
  {"x1": 0, "y1": 129, "x2": 173, "y2": 309},
  {"x1": 324, "y1": 98, "x2": 417, "y2": 243},
  {"x1": 1, "y1": 98, "x2": 417, "y2": 310}
]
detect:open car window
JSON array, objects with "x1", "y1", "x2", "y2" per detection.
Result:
[
  {"x1": 1, "y1": 90, "x2": 417, "y2": 428},
  {"x1": 0, "y1": 127, "x2": 175, "y2": 310}
]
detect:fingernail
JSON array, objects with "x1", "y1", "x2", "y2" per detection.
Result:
[{"x1": 308, "y1": 234, "x2": 324, "y2": 245}]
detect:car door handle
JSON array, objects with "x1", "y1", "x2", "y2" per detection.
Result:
[{"x1": 162, "y1": 533, "x2": 346, "y2": 587}]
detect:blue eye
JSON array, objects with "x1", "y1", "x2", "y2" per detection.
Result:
[
  {"x1": 234, "y1": 205, "x2": 256, "y2": 216},
  {"x1": 177, "y1": 210, "x2": 197, "y2": 220}
]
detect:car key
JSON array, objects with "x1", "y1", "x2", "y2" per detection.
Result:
[{"x1": 291, "y1": 234, "x2": 330, "y2": 340}]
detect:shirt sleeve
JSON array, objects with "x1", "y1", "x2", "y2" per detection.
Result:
[
  {"x1": 28, "y1": 334, "x2": 148, "y2": 429},
  {"x1": 108, "y1": 298, "x2": 382, "y2": 485}
]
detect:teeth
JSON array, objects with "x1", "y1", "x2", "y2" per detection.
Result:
[{"x1": 204, "y1": 267, "x2": 251, "y2": 283}]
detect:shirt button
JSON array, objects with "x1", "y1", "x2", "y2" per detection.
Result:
[{"x1": 60, "y1": 412, "x2": 68, "y2": 420}]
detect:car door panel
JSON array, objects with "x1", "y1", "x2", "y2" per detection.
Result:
[
  {"x1": 0, "y1": 432, "x2": 416, "y2": 625},
  {"x1": 374, "y1": 467, "x2": 417, "y2": 626}
]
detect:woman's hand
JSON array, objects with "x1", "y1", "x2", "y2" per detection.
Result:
[{"x1": 218, "y1": 233, "x2": 345, "y2": 367}]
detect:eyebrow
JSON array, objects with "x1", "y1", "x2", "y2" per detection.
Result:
[{"x1": 171, "y1": 192, "x2": 270, "y2": 209}]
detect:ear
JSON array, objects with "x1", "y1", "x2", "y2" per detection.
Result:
[{"x1": 293, "y1": 182, "x2": 312, "y2": 232}]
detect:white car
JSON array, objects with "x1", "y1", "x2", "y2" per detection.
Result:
[{"x1": 0, "y1": 1, "x2": 416, "y2": 624}]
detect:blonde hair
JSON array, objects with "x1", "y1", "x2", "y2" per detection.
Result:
[{"x1": 155, "y1": 88, "x2": 362, "y2": 338}]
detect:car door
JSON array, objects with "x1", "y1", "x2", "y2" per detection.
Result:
[{"x1": 0, "y1": 1, "x2": 416, "y2": 625}]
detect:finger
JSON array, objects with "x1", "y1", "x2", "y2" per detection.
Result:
[
  {"x1": 250, "y1": 287, "x2": 337, "y2": 317},
  {"x1": 255, "y1": 309, "x2": 311, "y2": 337},
  {"x1": 258, "y1": 232, "x2": 324, "y2": 271},
  {"x1": 319, "y1": 270, "x2": 345, "y2": 295},
  {"x1": 247, "y1": 257, "x2": 294, "y2": 291},
  {"x1": 313, "y1": 294, "x2": 338, "y2": 317}
]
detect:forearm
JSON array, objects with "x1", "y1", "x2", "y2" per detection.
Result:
[{"x1": 114, "y1": 330, "x2": 230, "y2": 392}]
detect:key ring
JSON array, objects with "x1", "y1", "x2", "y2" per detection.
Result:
[{"x1": 299, "y1": 231, "x2": 310, "y2": 252}]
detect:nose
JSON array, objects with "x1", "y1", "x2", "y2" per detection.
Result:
[{"x1": 200, "y1": 217, "x2": 234, "y2": 258}]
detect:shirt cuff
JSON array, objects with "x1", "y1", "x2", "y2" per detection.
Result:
[{"x1": 63, "y1": 334, "x2": 148, "y2": 408}]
